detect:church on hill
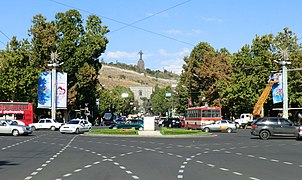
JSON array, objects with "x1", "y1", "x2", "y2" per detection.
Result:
[{"x1": 137, "y1": 50, "x2": 145, "y2": 70}]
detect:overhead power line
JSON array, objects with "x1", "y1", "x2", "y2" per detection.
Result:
[
  {"x1": 47, "y1": 0, "x2": 194, "y2": 46},
  {"x1": 0, "y1": 30, "x2": 11, "y2": 41},
  {"x1": 111, "y1": 0, "x2": 192, "y2": 33}
]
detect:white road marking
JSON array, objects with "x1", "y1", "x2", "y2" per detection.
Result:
[{"x1": 233, "y1": 172, "x2": 243, "y2": 176}]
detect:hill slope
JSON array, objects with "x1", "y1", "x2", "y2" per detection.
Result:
[{"x1": 99, "y1": 65, "x2": 178, "y2": 89}]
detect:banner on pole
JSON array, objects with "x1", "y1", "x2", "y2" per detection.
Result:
[
  {"x1": 272, "y1": 73, "x2": 283, "y2": 104},
  {"x1": 38, "y1": 72, "x2": 52, "y2": 108},
  {"x1": 56, "y1": 72, "x2": 67, "y2": 109}
]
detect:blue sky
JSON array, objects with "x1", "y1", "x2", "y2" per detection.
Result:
[{"x1": 1, "y1": 0, "x2": 302, "y2": 74}]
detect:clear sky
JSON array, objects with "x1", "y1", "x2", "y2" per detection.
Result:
[{"x1": 1, "y1": 0, "x2": 302, "y2": 74}]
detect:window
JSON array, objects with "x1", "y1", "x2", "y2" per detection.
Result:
[{"x1": 279, "y1": 118, "x2": 291, "y2": 126}]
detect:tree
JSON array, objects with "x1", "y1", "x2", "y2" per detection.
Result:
[
  {"x1": 28, "y1": 9, "x2": 109, "y2": 118},
  {"x1": 0, "y1": 37, "x2": 39, "y2": 102},
  {"x1": 179, "y1": 42, "x2": 231, "y2": 107},
  {"x1": 150, "y1": 86, "x2": 172, "y2": 116}
]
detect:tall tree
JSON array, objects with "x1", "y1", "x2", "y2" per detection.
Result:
[
  {"x1": 29, "y1": 9, "x2": 109, "y2": 118},
  {"x1": 0, "y1": 37, "x2": 39, "y2": 102}
]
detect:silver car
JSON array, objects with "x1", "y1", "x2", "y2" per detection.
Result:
[
  {"x1": 201, "y1": 120, "x2": 237, "y2": 133},
  {"x1": 0, "y1": 120, "x2": 32, "y2": 136}
]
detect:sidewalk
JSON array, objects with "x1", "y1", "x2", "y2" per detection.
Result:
[{"x1": 138, "y1": 130, "x2": 163, "y2": 137}]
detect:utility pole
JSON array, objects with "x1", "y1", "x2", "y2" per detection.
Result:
[
  {"x1": 279, "y1": 50, "x2": 291, "y2": 119},
  {"x1": 48, "y1": 51, "x2": 62, "y2": 121}
]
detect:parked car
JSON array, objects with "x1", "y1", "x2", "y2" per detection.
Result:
[
  {"x1": 103, "y1": 112, "x2": 117, "y2": 126},
  {"x1": 162, "y1": 117, "x2": 182, "y2": 128},
  {"x1": 60, "y1": 119, "x2": 90, "y2": 134},
  {"x1": 158, "y1": 117, "x2": 167, "y2": 127},
  {"x1": 250, "y1": 117, "x2": 299, "y2": 140},
  {"x1": 201, "y1": 120, "x2": 237, "y2": 133},
  {"x1": 0, "y1": 120, "x2": 32, "y2": 136},
  {"x1": 114, "y1": 117, "x2": 126, "y2": 124},
  {"x1": 29, "y1": 118, "x2": 63, "y2": 131},
  {"x1": 109, "y1": 119, "x2": 144, "y2": 130}
]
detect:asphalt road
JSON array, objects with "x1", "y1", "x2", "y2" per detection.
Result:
[{"x1": 1, "y1": 129, "x2": 302, "y2": 180}]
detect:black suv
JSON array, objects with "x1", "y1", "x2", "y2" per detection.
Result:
[
  {"x1": 162, "y1": 117, "x2": 181, "y2": 128},
  {"x1": 251, "y1": 117, "x2": 299, "y2": 140}
]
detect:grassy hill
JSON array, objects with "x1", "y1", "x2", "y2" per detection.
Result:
[{"x1": 99, "y1": 65, "x2": 178, "y2": 89}]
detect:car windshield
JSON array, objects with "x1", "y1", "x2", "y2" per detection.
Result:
[{"x1": 68, "y1": 120, "x2": 80, "y2": 124}]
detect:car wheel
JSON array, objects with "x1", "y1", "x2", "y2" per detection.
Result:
[
  {"x1": 12, "y1": 129, "x2": 19, "y2": 136},
  {"x1": 50, "y1": 126, "x2": 56, "y2": 131},
  {"x1": 31, "y1": 126, "x2": 36, "y2": 131},
  {"x1": 204, "y1": 127, "x2": 210, "y2": 133},
  {"x1": 168, "y1": 124, "x2": 172, "y2": 128},
  {"x1": 138, "y1": 127, "x2": 143, "y2": 131},
  {"x1": 75, "y1": 128, "x2": 79, "y2": 134},
  {"x1": 226, "y1": 128, "x2": 232, "y2": 133},
  {"x1": 259, "y1": 130, "x2": 270, "y2": 140}
]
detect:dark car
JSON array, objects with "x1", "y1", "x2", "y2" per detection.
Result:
[
  {"x1": 109, "y1": 119, "x2": 144, "y2": 130},
  {"x1": 251, "y1": 117, "x2": 299, "y2": 140},
  {"x1": 103, "y1": 113, "x2": 117, "y2": 126},
  {"x1": 162, "y1": 117, "x2": 181, "y2": 128}
]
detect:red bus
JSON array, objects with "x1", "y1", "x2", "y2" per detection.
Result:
[
  {"x1": 185, "y1": 106, "x2": 222, "y2": 129},
  {"x1": 0, "y1": 102, "x2": 34, "y2": 126}
]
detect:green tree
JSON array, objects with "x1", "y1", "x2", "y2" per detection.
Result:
[
  {"x1": 150, "y1": 86, "x2": 172, "y2": 116},
  {"x1": 29, "y1": 9, "x2": 109, "y2": 118},
  {"x1": 0, "y1": 37, "x2": 39, "y2": 102}
]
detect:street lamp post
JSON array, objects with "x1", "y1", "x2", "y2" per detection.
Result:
[
  {"x1": 48, "y1": 51, "x2": 63, "y2": 121},
  {"x1": 277, "y1": 50, "x2": 291, "y2": 119}
]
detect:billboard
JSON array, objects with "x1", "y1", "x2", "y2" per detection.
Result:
[{"x1": 38, "y1": 72, "x2": 67, "y2": 109}]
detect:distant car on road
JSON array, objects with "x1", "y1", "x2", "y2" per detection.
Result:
[
  {"x1": 0, "y1": 120, "x2": 32, "y2": 136},
  {"x1": 60, "y1": 119, "x2": 90, "y2": 134},
  {"x1": 109, "y1": 119, "x2": 144, "y2": 130},
  {"x1": 201, "y1": 120, "x2": 237, "y2": 133},
  {"x1": 29, "y1": 118, "x2": 63, "y2": 131},
  {"x1": 162, "y1": 117, "x2": 182, "y2": 128},
  {"x1": 251, "y1": 117, "x2": 299, "y2": 140}
]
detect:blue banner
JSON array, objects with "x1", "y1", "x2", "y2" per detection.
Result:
[
  {"x1": 38, "y1": 72, "x2": 52, "y2": 108},
  {"x1": 272, "y1": 83, "x2": 283, "y2": 104}
]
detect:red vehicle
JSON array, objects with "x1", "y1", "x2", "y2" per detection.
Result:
[
  {"x1": 0, "y1": 102, "x2": 34, "y2": 126},
  {"x1": 185, "y1": 106, "x2": 222, "y2": 129}
]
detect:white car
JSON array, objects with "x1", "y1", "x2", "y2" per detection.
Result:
[
  {"x1": 60, "y1": 119, "x2": 90, "y2": 134},
  {"x1": 29, "y1": 118, "x2": 63, "y2": 131},
  {"x1": 0, "y1": 120, "x2": 32, "y2": 136},
  {"x1": 201, "y1": 120, "x2": 237, "y2": 133},
  {"x1": 83, "y1": 120, "x2": 92, "y2": 130}
]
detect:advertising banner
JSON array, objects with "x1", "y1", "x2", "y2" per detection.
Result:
[
  {"x1": 38, "y1": 72, "x2": 52, "y2": 108},
  {"x1": 38, "y1": 72, "x2": 67, "y2": 109},
  {"x1": 272, "y1": 73, "x2": 283, "y2": 104},
  {"x1": 56, "y1": 72, "x2": 67, "y2": 108}
]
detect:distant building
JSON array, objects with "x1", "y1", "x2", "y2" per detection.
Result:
[
  {"x1": 129, "y1": 86, "x2": 153, "y2": 113},
  {"x1": 137, "y1": 50, "x2": 145, "y2": 70}
]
